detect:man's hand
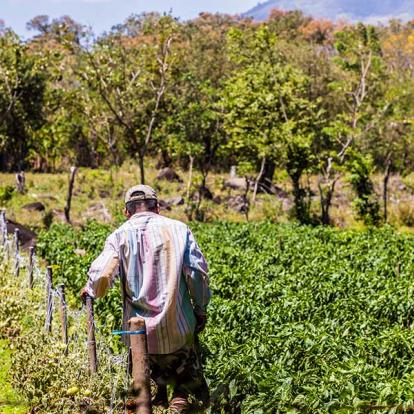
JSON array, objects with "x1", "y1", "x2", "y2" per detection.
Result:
[
  {"x1": 194, "y1": 312, "x2": 207, "y2": 334},
  {"x1": 80, "y1": 287, "x2": 90, "y2": 303}
]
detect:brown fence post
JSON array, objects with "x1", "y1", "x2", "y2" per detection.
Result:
[
  {"x1": 127, "y1": 317, "x2": 152, "y2": 414},
  {"x1": 15, "y1": 171, "x2": 25, "y2": 194},
  {"x1": 28, "y1": 246, "x2": 35, "y2": 289},
  {"x1": 14, "y1": 229, "x2": 20, "y2": 277},
  {"x1": 45, "y1": 266, "x2": 53, "y2": 333},
  {"x1": 58, "y1": 284, "x2": 68, "y2": 355},
  {"x1": 85, "y1": 295, "x2": 98, "y2": 373},
  {"x1": 1, "y1": 211, "x2": 8, "y2": 261},
  {"x1": 0, "y1": 210, "x2": 6, "y2": 246}
]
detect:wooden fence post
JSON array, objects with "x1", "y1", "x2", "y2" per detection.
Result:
[
  {"x1": 28, "y1": 246, "x2": 35, "y2": 289},
  {"x1": 45, "y1": 266, "x2": 53, "y2": 333},
  {"x1": 86, "y1": 296, "x2": 98, "y2": 373},
  {"x1": 0, "y1": 210, "x2": 6, "y2": 246},
  {"x1": 127, "y1": 317, "x2": 152, "y2": 414},
  {"x1": 58, "y1": 284, "x2": 68, "y2": 355},
  {"x1": 14, "y1": 229, "x2": 20, "y2": 277},
  {"x1": 16, "y1": 171, "x2": 25, "y2": 194}
]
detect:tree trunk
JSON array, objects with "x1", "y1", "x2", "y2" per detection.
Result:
[
  {"x1": 110, "y1": 146, "x2": 119, "y2": 167},
  {"x1": 184, "y1": 157, "x2": 196, "y2": 222},
  {"x1": 319, "y1": 184, "x2": 332, "y2": 225},
  {"x1": 383, "y1": 158, "x2": 392, "y2": 223},
  {"x1": 253, "y1": 157, "x2": 266, "y2": 204},
  {"x1": 243, "y1": 176, "x2": 250, "y2": 222},
  {"x1": 292, "y1": 178, "x2": 301, "y2": 220},
  {"x1": 64, "y1": 166, "x2": 77, "y2": 224},
  {"x1": 138, "y1": 155, "x2": 145, "y2": 185},
  {"x1": 290, "y1": 175, "x2": 309, "y2": 223},
  {"x1": 318, "y1": 177, "x2": 337, "y2": 226},
  {"x1": 156, "y1": 150, "x2": 173, "y2": 169},
  {"x1": 195, "y1": 172, "x2": 208, "y2": 222},
  {"x1": 186, "y1": 156, "x2": 194, "y2": 200},
  {"x1": 259, "y1": 159, "x2": 276, "y2": 193}
]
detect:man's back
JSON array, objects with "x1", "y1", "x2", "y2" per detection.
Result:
[{"x1": 87, "y1": 211, "x2": 210, "y2": 354}]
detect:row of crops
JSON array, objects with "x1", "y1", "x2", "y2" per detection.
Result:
[
  {"x1": 33, "y1": 221, "x2": 414, "y2": 413},
  {"x1": 0, "y1": 226, "x2": 131, "y2": 413}
]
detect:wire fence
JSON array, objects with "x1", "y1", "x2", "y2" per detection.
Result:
[{"x1": 0, "y1": 211, "x2": 131, "y2": 413}]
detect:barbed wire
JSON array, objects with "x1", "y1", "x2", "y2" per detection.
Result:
[{"x1": 0, "y1": 221, "x2": 130, "y2": 413}]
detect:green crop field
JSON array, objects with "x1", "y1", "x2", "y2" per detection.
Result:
[{"x1": 5, "y1": 221, "x2": 407, "y2": 413}]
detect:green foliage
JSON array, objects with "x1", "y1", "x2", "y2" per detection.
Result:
[
  {"x1": 0, "y1": 185, "x2": 14, "y2": 205},
  {"x1": 222, "y1": 25, "x2": 317, "y2": 223},
  {"x1": 81, "y1": 14, "x2": 179, "y2": 183},
  {"x1": 0, "y1": 340, "x2": 27, "y2": 413},
  {"x1": 346, "y1": 153, "x2": 381, "y2": 225},
  {"x1": 0, "y1": 258, "x2": 127, "y2": 413},
  {"x1": 313, "y1": 23, "x2": 389, "y2": 225},
  {"x1": 38, "y1": 220, "x2": 414, "y2": 413},
  {"x1": 2, "y1": 15, "x2": 414, "y2": 226},
  {"x1": 37, "y1": 221, "x2": 123, "y2": 329},
  {"x1": 0, "y1": 30, "x2": 46, "y2": 171},
  {"x1": 223, "y1": 26, "x2": 310, "y2": 165}
]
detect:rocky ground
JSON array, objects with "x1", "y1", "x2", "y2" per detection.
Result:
[{"x1": 1, "y1": 160, "x2": 414, "y2": 236}]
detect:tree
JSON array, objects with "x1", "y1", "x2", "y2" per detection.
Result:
[
  {"x1": 346, "y1": 152, "x2": 380, "y2": 225},
  {"x1": 222, "y1": 25, "x2": 317, "y2": 222},
  {"x1": 369, "y1": 25, "x2": 414, "y2": 222},
  {"x1": 267, "y1": 9, "x2": 312, "y2": 40},
  {"x1": 317, "y1": 24, "x2": 386, "y2": 225},
  {"x1": 81, "y1": 14, "x2": 178, "y2": 183},
  {"x1": 0, "y1": 30, "x2": 46, "y2": 171},
  {"x1": 300, "y1": 18, "x2": 335, "y2": 45},
  {"x1": 27, "y1": 15, "x2": 87, "y2": 44},
  {"x1": 26, "y1": 16, "x2": 94, "y2": 170},
  {"x1": 160, "y1": 13, "x2": 239, "y2": 220}
]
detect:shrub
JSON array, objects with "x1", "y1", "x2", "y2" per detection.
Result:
[
  {"x1": 0, "y1": 185, "x2": 15, "y2": 205},
  {"x1": 0, "y1": 248, "x2": 127, "y2": 414},
  {"x1": 347, "y1": 154, "x2": 381, "y2": 226},
  {"x1": 397, "y1": 202, "x2": 414, "y2": 227}
]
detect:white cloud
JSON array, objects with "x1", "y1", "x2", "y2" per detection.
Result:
[{"x1": 364, "y1": 12, "x2": 412, "y2": 24}]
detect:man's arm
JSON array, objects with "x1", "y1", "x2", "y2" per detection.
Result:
[
  {"x1": 183, "y1": 228, "x2": 211, "y2": 321},
  {"x1": 81, "y1": 232, "x2": 120, "y2": 300}
]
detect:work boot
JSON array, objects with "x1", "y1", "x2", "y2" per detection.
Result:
[
  {"x1": 168, "y1": 395, "x2": 190, "y2": 413},
  {"x1": 194, "y1": 377, "x2": 210, "y2": 409},
  {"x1": 152, "y1": 385, "x2": 168, "y2": 408}
]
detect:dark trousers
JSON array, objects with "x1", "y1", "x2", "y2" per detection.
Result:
[{"x1": 149, "y1": 343, "x2": 210, "y2": 403}]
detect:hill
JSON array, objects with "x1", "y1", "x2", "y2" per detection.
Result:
[{"x1": 243, "y1": 0, "x2": 414, "y2": 22}]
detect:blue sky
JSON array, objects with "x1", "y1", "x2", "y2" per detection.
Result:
[{"x1": 2, "y1": 0, "x2": 259, "y2": 38}]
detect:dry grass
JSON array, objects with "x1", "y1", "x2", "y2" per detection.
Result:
[{"x1": 1, "y1": 160, "x2": 414, "y2": 232}]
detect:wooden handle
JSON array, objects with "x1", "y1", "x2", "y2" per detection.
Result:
[{"x1": 86, "y1": 296, "x2": 98, "y2": 374}]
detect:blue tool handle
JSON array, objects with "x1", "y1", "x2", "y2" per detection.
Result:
[{"x1": 112, "y1": 329, "x2": 146, "y2": 335}]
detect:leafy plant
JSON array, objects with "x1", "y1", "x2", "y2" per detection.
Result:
[
  {"x1": 347, "y1": 153, "x2": 381, "y2": 225},
  {"x1": 35, "y1": 221, "x2": 414, "y2": 413},
  {"x1": 0, "y1": 185, "x2": 15, "y2": 205},
  {"x1": 0, "y1": 252, "x2": 127, "y2": 414}
]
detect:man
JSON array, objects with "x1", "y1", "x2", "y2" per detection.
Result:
[{"x1": 81, "y1": 184, "x2": 211, "y2": 413}]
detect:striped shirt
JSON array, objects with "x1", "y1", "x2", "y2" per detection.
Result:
[{"x1": 85, "y1": 212, "x2": 211, "y2": 354}]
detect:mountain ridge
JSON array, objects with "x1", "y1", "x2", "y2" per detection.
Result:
[{"x1": 243, "y1": 0, "x2": 414, "y2": 22}]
